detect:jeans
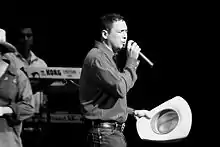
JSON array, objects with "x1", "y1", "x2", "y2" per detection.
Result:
[{"x1": 84, "y1": 127, "x2": 127, "y2": 147}]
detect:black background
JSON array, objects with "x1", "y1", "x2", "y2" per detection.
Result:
[{"x1": 1, "y1": 1, "x2": 214, "y2": 146}]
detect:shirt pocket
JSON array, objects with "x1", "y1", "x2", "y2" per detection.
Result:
[{"x1": 0, "y1": 74, "x2": 18, "y2": 103}]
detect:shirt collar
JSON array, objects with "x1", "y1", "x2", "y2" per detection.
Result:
[
  {"x1": 15, "y1": 50, "x2": 38, "y2": 64},
  {"x1": 29, "y1": 51, "x2": 38, "y2": 62},
  {"x1": 95, "y1": 41, "x2": 116, "y2": 58}
]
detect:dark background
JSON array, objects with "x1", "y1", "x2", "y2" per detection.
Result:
[{"x1": 1, "y1": 1, "x2": 213, "y2": 146}]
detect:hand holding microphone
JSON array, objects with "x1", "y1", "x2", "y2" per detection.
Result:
[
  {"x1": 127, "y1": 40, "x2": 154, "y2": 67},
  {"x1": 127, "y1": 40, "x2": 141, "y2": 59}
]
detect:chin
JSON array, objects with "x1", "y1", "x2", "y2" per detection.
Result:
[{"x1": 118, "y1": 45, "x2": 123, "y2": 50}]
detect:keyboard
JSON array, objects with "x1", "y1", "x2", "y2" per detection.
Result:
[{"x1": 24, "y1": 67, "x2": 81, "y2": 79}]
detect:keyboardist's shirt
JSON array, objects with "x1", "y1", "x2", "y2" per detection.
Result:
[
  {"x1": 4, "y1": 51, "x2": 47, "y2": 113},
  {"x1": 79, "y1": 41, "x2": 139, "y2": 123}
]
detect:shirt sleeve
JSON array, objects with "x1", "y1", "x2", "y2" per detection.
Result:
[
  {"x1": 7, "y1": 69, "x2": 35, "y2": 122},
  {"x1": 38, "y1": 58, "x2": 48, "y2": 67},
  {"x1": 127, "y1": 107, "x2": 135, "y2": 115},
  {"x1": 93, "y1": 55, "x2": 139, "y2": 99}
]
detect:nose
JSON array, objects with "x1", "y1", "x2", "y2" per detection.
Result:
[{"x1": 25, "y1": 36, "x2": 29, "y2": 41}]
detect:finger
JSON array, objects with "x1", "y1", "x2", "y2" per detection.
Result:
[
  {"x1": 137, "y1": 47, "x2": 141, "y2": 53},
  {"x1": 127, "y1": 40, "x2": 134, "y2": 50},
  {"x1": 135, "y1": 115, "x2": 140, "y2": 120},
  {"x1": 134, "y1": 45, "x2": 140, "y2": 52},
  {"x1": 131, "y1": 42, "x2": 137, "y2": 50},
  {"x1": 144, "y1": 111, "x2": 152, "y2": 119}
]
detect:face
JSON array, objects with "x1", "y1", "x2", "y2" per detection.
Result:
[
  {"x1": 105, "y1": 20, "x2": 128, "y2": 51},
  {"x1": 17, "y1": 28, "x2": 33, "y2": 50}
]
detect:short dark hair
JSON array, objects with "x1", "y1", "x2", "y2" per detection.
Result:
[{"x1": 99, "y1": 13, "x2": 125, "y2": 33}]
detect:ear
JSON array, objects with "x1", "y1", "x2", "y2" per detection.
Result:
[{"x1": 101, "y1": 30, "x2": 108, "y2": 39}]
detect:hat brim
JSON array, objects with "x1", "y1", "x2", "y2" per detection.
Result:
[
  {"x1": 0, "y1": 41, "x2": 16, "y2": 53},
  {"x1": 136, "y1": 96, "x2": 192, "y2": 141}
]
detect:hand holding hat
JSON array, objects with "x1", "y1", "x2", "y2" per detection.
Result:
[{"x1": 134, "y1": 110, "x2": 152, "y2": 120}]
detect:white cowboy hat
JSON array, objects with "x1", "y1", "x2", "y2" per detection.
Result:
[
  {"x1": 136, "y1": 96, "x2": 192, "y2": 141},
  {"x1": 0, "y1": 28, "x2": 16, "y2": 52}
]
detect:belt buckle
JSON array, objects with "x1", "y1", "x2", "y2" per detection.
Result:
[
  {"x1": 102, "y1": 122, "x2": 111, "y2": 128},
  {"x1": 115, "y1": 123, "x2": 125, "y2": 132},
  {"x1": 121, "y1": 123, "x2": 125, "y2": 132}
]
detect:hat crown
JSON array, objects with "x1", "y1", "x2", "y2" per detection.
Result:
[{"x1": 0, "y1": 29, "x2": 6, "y2": 42}]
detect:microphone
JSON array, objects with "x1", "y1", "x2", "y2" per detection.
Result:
[
  {"x1": 139, "y1": 52, "x2": 154, "y2": 67},
  {"x1": 124, "y1": 40, "x2": 154, "y2": 67}
]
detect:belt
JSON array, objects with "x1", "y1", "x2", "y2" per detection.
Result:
[{"x1": 84, "y1": 120, "x2": 125, "y2": 132}]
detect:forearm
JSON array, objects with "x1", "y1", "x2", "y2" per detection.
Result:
[
  {"x1": 8, "y1": 101, "x2": 35, "y2": 121},
  {"x1": 123, "y1": 57, "x2": 140, "y2": 90},
  {"x1": 95, "y1": 57, "x2": 139, "y2": 99},
  {"x1": 1, "y1": 102, "x2": 34, "y2": 126}
]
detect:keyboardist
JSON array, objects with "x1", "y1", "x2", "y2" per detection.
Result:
[{"x1": 5, "y1": 26, "x2": 48, "y2": 114}]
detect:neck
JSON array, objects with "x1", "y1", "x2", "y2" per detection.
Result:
[
  {"x1": 103, "y1": 41, "x2": 113, "y2": 52},
  {"x1": 19, "y1": 48, "x2": 30, "y2": 60}
]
